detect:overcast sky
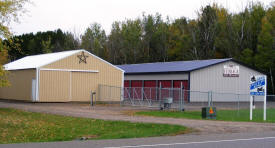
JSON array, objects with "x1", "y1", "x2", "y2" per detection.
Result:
[{"x1": 10, "y1": 0, "x2": 274, "y2": 36}]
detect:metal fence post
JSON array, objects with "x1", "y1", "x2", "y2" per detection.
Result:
[
  {"x1": 98, "y1": 85, "x2": 101, "y2": 101},
  {"x1": 211, "y1": 91, "x2": 213, "y2": 106},
  {"x1": 159, "y1": 83, "x2": 162, "y2": 109},
  {"x1": 120, "y1": 86, "x2": 123, "y2": 106},
  {"x1": 208, "y1": 91, "x2": 210, "y2": 107},
  {"x1": 90, "y1": 91, "x2": 93, "y2": 107},
  {"x1": 150, "y1": 87, "x2": 151, "y2": 100},
  {"x1": 142, "y1": 80, "x2": 144, "y2": 101},
  {"x1": 90, "y1": 91, "x2": 96, "y2": 107},
  {"x1": 237, "y1": 94, "x2": 240, "y2": 116},
  {"x1": 156, "y1": 80, "x2": 158, "y2": 101},
  {"x1": 183, "y1": 87, "x2": 185, "y2": 111},
  {"x1": 109, "y1": 86, "x2": 111, "y2": 101},
  {"x1": 180, "y1": 82, "x2": 183, "y2": 111}
]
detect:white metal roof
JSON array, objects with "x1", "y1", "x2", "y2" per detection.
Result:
[
  {"x1": 4, "y1": 49, "x2": 124, "y2": 72},
  {"x1": 4, "y1": 50, "x2": 84, "y2": 70}
]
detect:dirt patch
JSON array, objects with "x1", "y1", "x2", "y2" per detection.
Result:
[{"x1": 121, "y1": 110, "x2": 139, "y2": 116}]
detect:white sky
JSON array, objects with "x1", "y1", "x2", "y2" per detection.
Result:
[{"x1": 10, "y1": 0, "x2": 274, "y2": 36}]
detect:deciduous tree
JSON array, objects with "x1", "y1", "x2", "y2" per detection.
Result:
[{"x1": 0, "y1": 0, "x2": 29, "y2": 87}]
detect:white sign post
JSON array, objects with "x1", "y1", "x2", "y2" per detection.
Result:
[
  {"x1": 250, "y1": 95, "x2": 253, "y2": 120},
  {"x1": 264, "y1": 75, "x2": 267, "y2": 121},
  {"x1": 249, "y1": 75, "x2": 267, "y2": 121}
]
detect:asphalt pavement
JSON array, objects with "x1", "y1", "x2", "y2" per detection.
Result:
[{"x1": 1, "y1": 131, "x2": 275, "y2": 148}]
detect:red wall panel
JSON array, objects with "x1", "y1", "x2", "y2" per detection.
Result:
[
  {"x1": 158, "y1": 80, "x2": 172, "y2": 99},
  {"x1": 124, "y1": 80, "x2": 130, "y2": 87},
  {"x1": 123, "y1": 80, "x2": 189, "y2": 102},
  {"x1": 158, "y1": 80, "x2": 172, "y2": 88},
  {"x1": 173, "y1": 80, "x2": 188, "y2": 89},
  {"x1": 144, "y1": 80, "x2": 157, "y2": 87},
  {"x1": 131, "y1": 80, "x2": 142, "y2": 87},
  {"x1": 173, "y1": 80, "x2": 189, "y2": 101},
  {"x1": 144, "y1": 80, "x2": 157, "y2": 100},
  {"x1": 124, "y1": 80, "x2": 130, "y2": 99},
  {"x1": 131, "y1": 80, "x2": 142, "y2": 99}
]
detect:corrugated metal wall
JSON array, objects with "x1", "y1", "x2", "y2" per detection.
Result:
[
  {"x1": 39, "y1": 71, "x2": 70, "y2": 102},
  {"x1": 0, "y1": 69, "x2": 36, "y2": 101},
  {"x1": 71, "y1": 72, "x2": 96, "y2": 101},
  {"x1": 190, "y1": 61, "x2": 264, "y2": 102},
  {"x1": 124, "y1": 73, "x2": 188, "y2": 80},
  {"x1": 39, "y1": 51, "x2": 123, "y2": 102}
]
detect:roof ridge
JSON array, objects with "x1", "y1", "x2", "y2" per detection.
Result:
[
  {"x1": 117, "y1": 58, "x2": 233, "y2": 74},
  {"x1": 23, "y1": 49, "x2": 84, "y2": 58},
  {"x1": 4, "y1": 49, "x2": 85, "y2": 70}
]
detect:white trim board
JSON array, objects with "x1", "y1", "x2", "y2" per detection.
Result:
[
  {"x1": 40, "y1": 68, "x2": 99, "y2": 73},
  {"x1": 35, "y1": 68, "x2": 40, "y2": 102}
]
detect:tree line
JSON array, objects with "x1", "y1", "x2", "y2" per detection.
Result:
[{"x1": 2, "y1": 2, "x2": 275, "y2": 93}]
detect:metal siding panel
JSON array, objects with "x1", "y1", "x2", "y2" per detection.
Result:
[
  {"x1": 173, "y1": 80, "x2": 188, "y2": 88},
  {"x1": 39, "y1": 71, "x2": 70, "y2": 102},
  {"x1": 143, "y1": 81, "x2": 157, "y2": 100},
  {"x1": 131, "y1": 80, "x2": 142, "y2": 87},
  {"x1": 125, "y1": 74, "x2": 188, "y2": 80},
  {"x1": 190, "y1": 61, "x2": 264, "y2": 102},
  {"x1": 173, "y1": 80, "x2": 188, "y2": 101},
  {"x1": 42, "y1": 51, "x2": 123, "y2": 102},
  {"x1": 144, "y1": 80, "x2": 157, "y2": 87},
  {"x1": 124, "y1": 80, "x2": 130, "y2": 87},
  {"x1": 71, "y1": 72, "x2": 96, "y2": 101},
  {"x1": 159, "y1": 80, "x2": 172, "y2": 88},
  {"x1": 0, "y1": 69, "x2": 36, "y2": 101},
  {"x1": 131, "y1": 80, "x2": 142, "y2": 99}
]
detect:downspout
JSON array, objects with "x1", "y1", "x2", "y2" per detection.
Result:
[
  {"x1": 121, "y1": 71, "x2": 125, "y2": 101},
  {"x1": 188, "y1": 72, "x2": 191, "y2": 102}
]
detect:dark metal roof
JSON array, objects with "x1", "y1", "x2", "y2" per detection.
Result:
[{"x1": 117, "y1": 58, "x2": 232, "y2": 74}]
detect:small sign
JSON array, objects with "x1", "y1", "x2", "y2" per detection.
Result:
[
  {"x1": 223, "y1": 65, "x2": 239, "y2": 77},
  {"x1": 209, "y1": 107, "x2": 214, "y2": 114},
  {"x1": 250, "y1": 75, "x2": 266, "y2": 96}
]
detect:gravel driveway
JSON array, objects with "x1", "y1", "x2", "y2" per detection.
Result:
[{"x1": 1, "y1": 100, "x2": 275, "y2": 135}]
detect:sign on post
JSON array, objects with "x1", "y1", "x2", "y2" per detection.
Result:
[
  {"x1": 250, "y1": 75, "x2": 266, "y2": 96},
  {"x1": 249, "y1": 75, "x2": 267, "y2": 121}
]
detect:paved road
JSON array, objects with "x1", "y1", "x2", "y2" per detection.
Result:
[
  {"x1": 110, "y1": 137, "x2": 275, "y2": 148},
  {"x1": 1, "y1": 131, "x2": 275, "y2": 148}
]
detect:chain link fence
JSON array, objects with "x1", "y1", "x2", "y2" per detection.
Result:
[{"x1": 98, "y1": 84, "x2": 275, "y2": 121}]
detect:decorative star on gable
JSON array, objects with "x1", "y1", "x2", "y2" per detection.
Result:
[{"x1": 77, "y1": 51, "x2": 89, "y2": 64}]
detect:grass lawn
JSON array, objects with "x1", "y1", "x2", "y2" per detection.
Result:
[
  {"x1": 136, "y1": 108, "x2": 275, "y2": 123},
  {"x1": 0, "y1": 108, "x2": 188, "y2": 144}
]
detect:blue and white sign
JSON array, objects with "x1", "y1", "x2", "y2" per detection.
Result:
[{"x1": 250, "y1": 75, "x2": 266, "y2": 96}]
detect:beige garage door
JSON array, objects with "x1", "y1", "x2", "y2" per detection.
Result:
[
  {"x1": 39, "y1": 71, "x2": 70, "y2": 102},
  {"x1": 71, "y1": 72, "x2": 97, "y2": 101}
]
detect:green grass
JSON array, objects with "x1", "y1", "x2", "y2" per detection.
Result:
[
  {"x1": 136, "y1": 108, "x2": 275, "y2": 123},
  {"x1": 0, "y1": 108, "x2": 188, "y2": 144}
]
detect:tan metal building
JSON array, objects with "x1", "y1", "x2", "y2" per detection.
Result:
[{"x1": 0, "y1": 49, "x2": 124, "y2": 102}]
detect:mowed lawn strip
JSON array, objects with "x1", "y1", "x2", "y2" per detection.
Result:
[
  {"x1": 136, "y1": 108, "x2": 275, "y2": 123},
  {"x1": 0, "y1": 108, "x2": 188, "y2": 144}
]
